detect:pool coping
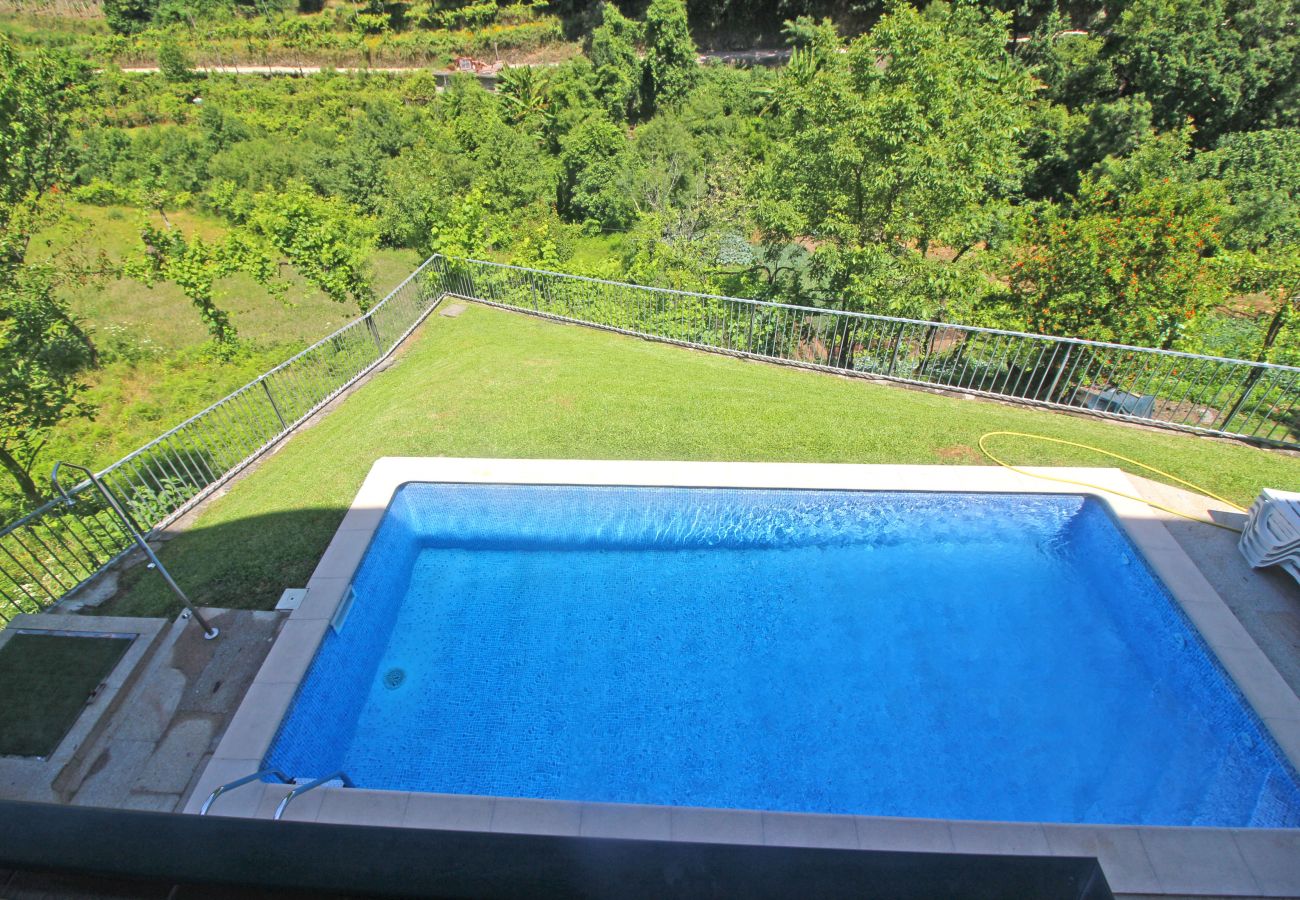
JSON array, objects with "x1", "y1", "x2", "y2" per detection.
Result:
[{"x1": 186, "y1": 458, "x2": 1300, "y2": 898}]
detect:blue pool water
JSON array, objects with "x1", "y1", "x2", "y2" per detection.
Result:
[{"x1": 266, "y1": 484, "x2": 1300, "y2": 827}]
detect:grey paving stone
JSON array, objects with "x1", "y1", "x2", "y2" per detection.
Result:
[
  {"x1": 67, "y1": 739, "x2": 156, "y2": 808},
  {"x1": 1232, "y1": 829, "x2": 1300, "y2": 897},
  {"x1": 579, "y1": 803, "x2": 672, "y2": 840},
  {"x1": 1042, "y1": 826, "x2": 1160, "y2": 895},
  {"x1": 316, "y1": 788, "x2": 410, "y2": 826},
  {"x1": 133, "y1": 716, "x2": 216, "y2": 795},
  {"x1": 670, "y1": 807, "x2": 764, "y2": 845},
  {"x1": 177, "y1": 610, "x2": 282, "y2": 715},
  {"x1": 1138, "y1": 827, "x2": 1260, "y2": 896},
  {"x1": 949, "y1": 821, "x2": 1051, "y2": 855},
  {"x1": 856, "y1": 817, "x2": 954, "y2": 852},
  {"x1": 112, "y1": 666, "x2": 185, "y2": 742},
  {"x1": 762, "y1": 812, "x2": 857, "y2": 849},
  {"x1": 403, "y1": 793, "x2": 494, "y2": 831},
  {"x1": 490, "y1": 798, "x2": 582, "y2": 836},
  {"x1": 119, "y1": 791, "x2": 180, "y2": 812}
]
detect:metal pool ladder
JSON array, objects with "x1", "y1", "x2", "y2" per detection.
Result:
[
  {"x1": 198, "y1": 768, "x2": 354, "y2": 819},
  {"x1": 273, "y1": 771, "x2": 354, "y2": 820}
]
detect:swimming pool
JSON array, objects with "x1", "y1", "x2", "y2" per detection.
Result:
[{"x1": 263, "y1": 480, "x2": 1300, "y2": 828}]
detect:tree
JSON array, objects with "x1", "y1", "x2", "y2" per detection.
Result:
[
  {"x1": 496, "y1": 65, "x2": 554, "y2": 130},
  {"x1": 0, "y1": 271, "x2": 95, "y2": 505},
  {"x1": 641, "y1": 0, "x2": 697, "y2": 117},
  {"x1": 0, "y1": 41, "x2": 96, "y2": 505},
  {"x1": 557, "y1": 115, "x2": 635, "y2": 229},
  {"x1": 237, "y1": 185, "x2": 378, "y2": 311},
  {"x1": 157, "y1": 39, "x2": 195, "y2": 84},
  {"x1": 1104, "y1": 0, "x2": 1299, "y2": 145},
  {"x1": 103, "y1": 0, "x2": 158, "y2": 34},
  {"x1": 587, "y1": 3, "x2": 643, "y2": 123},
  {"x1": 1203, "y1": 128, "x2": 1300, "y2": 253},
  {"x1": 1011, "y1": 130, "x2": 1227, "y2": 348},
  {"x1": 1201, "y1": 128, "x2": 1300, "y2": 360},
  {"x1": 755, "y1": 2, "x2": 1034, "y2": 318},
  {"x1": 128, "y1": 182, "x2": 377, "y2": 348}
]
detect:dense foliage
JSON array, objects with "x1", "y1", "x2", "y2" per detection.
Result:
[{"x1": 0, "y1": 0, "x2": 1297, "y2": 511}]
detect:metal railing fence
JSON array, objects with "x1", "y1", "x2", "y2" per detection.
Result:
[
  {"x1": 0, "y1": 256, "x2": 442, "y2": 624},
  {"x1": 2, "y1": 252, "x2": 1296, "y2": 620},
  {"x1": 431, "y1": 255, "x2": 1300, "y2": 449}
]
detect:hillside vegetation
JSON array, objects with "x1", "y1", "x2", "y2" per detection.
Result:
[{"x1": 0, "y1": 0, "x2": 1296, "y2": 521}]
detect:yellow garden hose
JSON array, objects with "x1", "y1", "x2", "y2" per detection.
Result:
[{"x1": 977, "y1": 431, "x2": 1245, "y2": 533}]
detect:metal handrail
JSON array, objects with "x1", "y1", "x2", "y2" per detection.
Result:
[
  {"x1": 199, "y1": 768, "x2": 291, "y2": 815},
  {"x1": 273, "y1": 771, "x2": 354, "y2": 821},
  {"x1": 51, "y1": 461, "x2": 218, "y2": 640}
]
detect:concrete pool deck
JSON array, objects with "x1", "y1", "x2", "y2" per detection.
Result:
[{"x1": 186, "y1": 458, "x2": 1300, "y2": 898}]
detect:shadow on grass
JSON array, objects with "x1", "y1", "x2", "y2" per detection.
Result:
[{"x1": 88, "y1": 505, "x2": 351, "y2": 620}]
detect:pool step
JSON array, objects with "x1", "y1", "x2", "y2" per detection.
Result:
[
  {"x1": 1247, "y1": 769, "x2": 1300, "y2": 828},
  {"x1": 1141, "y1": 734, "x2": 1204, "y2": 823},
  {"x1": 1191, "y1": 739, "x2": 1259, "y2": 827}
]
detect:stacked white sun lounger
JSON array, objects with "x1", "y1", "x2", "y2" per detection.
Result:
[{"x1": 1239, "y1": 488, "x2": 1300, "y2": 584}]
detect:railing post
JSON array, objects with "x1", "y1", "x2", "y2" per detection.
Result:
[
  {"x1": 261, "y1": 381, "x2": 288, "y2": 431},
  {"x1": 1045, "y1": 344, "x2": 1073, "y2": 402},
  {"x1": 746, "y1": 306, "x2": 756, "y2": 353},
  {"x1": 365, "y1": 316, "x2": 383, "y2": 352},
  {"x1": 51, "y1": 462, "x2": 219, "y2": 640},
  {"x1": 1221, "y1": 368, "x2": 1262, "y2": 433},
  {"x1": 887, "y1": 324, "x2": 905, "y2": 375}
]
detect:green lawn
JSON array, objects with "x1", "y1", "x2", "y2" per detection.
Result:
[
  {"x1": 101, "y1": 302, "x2": 1300, "y2": 618},
  {"x1": 0, "y1": 633, "x2": 130, "y2": 757}
]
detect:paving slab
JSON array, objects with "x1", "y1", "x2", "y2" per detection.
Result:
[
  {"x1": 67, "y1": 739, "x2": 156, "y2": 808},
  {"x1": 133, "y1": 715, "x2": 217, "y2": 795},
  {"x1": 1130, "y1": 476, "x2": 1300, "y2": 697},
  {"x1": 118, "y1": 792, "x2": 180, "y2": 812}
]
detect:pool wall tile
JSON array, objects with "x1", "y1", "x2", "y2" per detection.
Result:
[
  {"x1": 856, "y1": 817, "x2": 955, "y2": 853},
  {"x1": 255, "y1": 619, "x2": 328, "y2": 685},
  {"x1": 669, "y1": 807, "x2": 765, "y2": 844},
  {"x1": 403, "y1": 793, "x2": 496, "y2": 831},
  {"x1": 579, "y1": 803, "x2": 673, "y2": 840},
  {"x1": 316, "y1": 787, "x2": 410, "y2": 826},
  {"x1": 949, "y1": 821, "x2": 1051, "y2": 855},
  {"x1": 294, "y1": 577, "x2": 350, "y2": 621},
  {"x1": 1138, "y1": 827, "x2": 1261, "y2": 895},
  {"x1": 762, "y1": 812, "x2": 858, "y2": 849},
  {"x1": 490, "y1": 797, "x2": 583, "y2": 836},
  {"x1": 1041, "y1": 825, "x2": 1160, "y2": 894},
  {"x1": 1231, "y1": 829, "x2": 1300, "y2": 896}
]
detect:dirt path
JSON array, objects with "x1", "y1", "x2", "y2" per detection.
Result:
[{"x1": 116, "y1": 48, "x2": 792, "y2": 77}]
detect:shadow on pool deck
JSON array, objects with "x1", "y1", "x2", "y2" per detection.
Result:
[{"x1": 1130, "y1": 475, "x2": 1300, "y2": 698}]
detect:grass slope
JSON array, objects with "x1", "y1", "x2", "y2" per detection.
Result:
[
  {"x1": 104, "y1": 303, "x2": 1300, "y2": 618},
  {"x1": 22, "y1": 203, "x2": 420, "y2": 480}
]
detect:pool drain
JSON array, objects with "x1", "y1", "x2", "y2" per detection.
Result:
[{"x1": 384, "y1": 667, "x2": 405, "y2": 689}]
